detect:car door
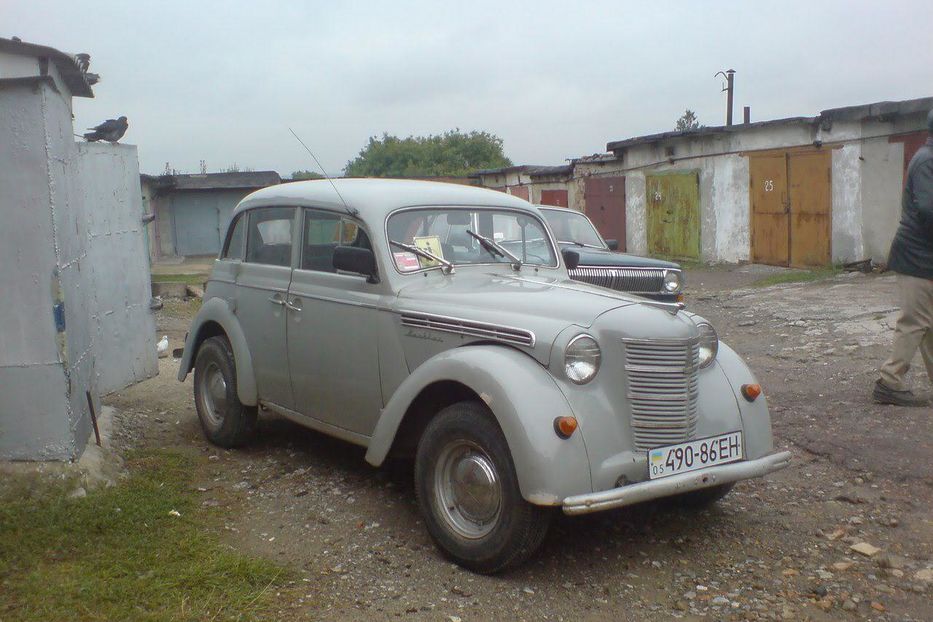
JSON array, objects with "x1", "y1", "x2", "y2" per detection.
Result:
[
  {"x1": 234, "y1": 206, "x2": 296, "y2": 409},
  {"x1": 286, "y1": 208, "x2": 384, "y2": 436}
]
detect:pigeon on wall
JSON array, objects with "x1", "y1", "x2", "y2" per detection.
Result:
[{"x1": 83, "y1": 116, "x2": 128, "y2": 143}]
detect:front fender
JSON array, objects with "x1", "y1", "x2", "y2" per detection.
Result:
[
  {"x1": 176, "y1": 297, "x2": 258, "y2": 406},
  {"x1": 365, "y1": 345, "x2": 593, "y2": 505},
  {"x1": 715, "y1": 342, "x2": 774, "y2": 460}
]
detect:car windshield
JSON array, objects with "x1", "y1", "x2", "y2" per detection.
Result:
[
  {"x1": 541, "y1": 208, "x2": 607, "y2": 248},
  {"x1": 387, "y1": 208, "x2": 557, "y2": 272}
]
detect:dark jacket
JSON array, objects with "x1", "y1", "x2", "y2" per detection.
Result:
[{"x1": 888, "y1": 137, "x2": 933, "y2": 280}]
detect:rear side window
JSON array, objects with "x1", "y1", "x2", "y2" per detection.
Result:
[
  {"x1": 222, "y1": 214, "x2": 246, "y2": 259},
  {"x1": 301, "y1": 209, "x2": 372, "y2": 272},
  {"x1": 245, "y1": 207, "x2": 294, "y2": 267}
]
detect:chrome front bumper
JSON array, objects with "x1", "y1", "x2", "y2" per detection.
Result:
[{"x1": 562, "y1": 450, "x2": 792, "y2": 515}]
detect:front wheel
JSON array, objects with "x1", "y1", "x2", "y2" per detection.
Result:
[{"x1": 414, "y1": 401, "x2": 551, "y2": 573}]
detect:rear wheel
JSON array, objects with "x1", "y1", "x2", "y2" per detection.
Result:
[
  {"x1": 414, "y1": 401, "x2": 551, "y2": 573},
  {"x1": 193, "y1": 336, "x2": 257, "y2": 448}
]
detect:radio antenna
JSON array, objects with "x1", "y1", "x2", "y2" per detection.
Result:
[{"x1": 288, "y1": 127, "x2": 357, "y2": 216}]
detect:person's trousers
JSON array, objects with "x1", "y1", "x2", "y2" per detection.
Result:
[{"x1": 879, "y1": 273, "x2": 933, "y2": 391}]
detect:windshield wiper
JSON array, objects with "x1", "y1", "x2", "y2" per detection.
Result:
[
  {"x1": 389, "y1": 239, "x2": 455, "y2": 274},
  {"x1": 562, "y1": 240, "x2": 604, "y2": 249},
  {"x1": 466, "y1": 230, "x2": 522, "y2": 271}
]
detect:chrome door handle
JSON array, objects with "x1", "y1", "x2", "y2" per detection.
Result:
[
  {"x1": 268, "y1": 295, "x2": 285, "y2": 306},
  {"x1": 285, "y1": 298, "x2": 302, "y2": 312}
]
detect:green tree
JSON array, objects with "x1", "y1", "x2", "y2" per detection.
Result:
[
  {"x1": 675, "y1": 110, "x2": 700, "y2": 131},
  {"x1": 344, "y1": 130, "x2": 512, "y2": 177},
  {"x1": 290, "y1": 170, "x2": 324, "y2": 180}
]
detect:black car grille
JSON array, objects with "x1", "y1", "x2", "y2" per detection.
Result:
[{"x1": 568, "y1": 267, "x2": 666, "y2": 294}]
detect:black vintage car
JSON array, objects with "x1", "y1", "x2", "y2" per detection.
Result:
[{"x1": 539, "y1": 206, "x2": 683, "y2": 302}]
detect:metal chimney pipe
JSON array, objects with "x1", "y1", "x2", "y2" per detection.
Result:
[{"x1": 743, "y1": 106, "x2": 750, "y2": 124}]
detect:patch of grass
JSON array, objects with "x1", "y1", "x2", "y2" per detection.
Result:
[
  {"x1": 0, "y1": 450, "x2": 289, "y2": 622},
  {"x1": 751, "y1": 265, "x2": 842, "y2": 288},
  {"x1": 151, "y1": 273, "x2": 208, "y2": 286},
  {"x1": 161, "y1": 296, "x2": 202, "y2": 319}
]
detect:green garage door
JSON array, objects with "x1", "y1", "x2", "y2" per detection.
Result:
[{"x1": 646, "y1": 171, "x2": 700, "y2": 260}]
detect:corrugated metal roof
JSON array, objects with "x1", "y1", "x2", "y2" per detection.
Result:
[{"x1": 0, "y1": 37, "x2": 95, "y2": 98}]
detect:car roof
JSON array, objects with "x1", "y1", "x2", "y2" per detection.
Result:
[{"x1": 234, "y1": 178, "x2": 537, "y2": 221}]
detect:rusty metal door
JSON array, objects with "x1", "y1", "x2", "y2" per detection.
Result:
[
  {"x1": 508, "y1": 185, "x2": 529, "y2": 200},
  {"x1": 890, "y1": 131, "x2": 929, "y2": 187},
  {"x1": 584, "y1": 176, "x2": 626, "y2": 250},
  {"x1": 540, "y1": 189, "x2": 568, "y2": 207},
  {"x1": 749, "y1": 154, "x2": 790, "y2": 266},
  {"x1": 788, "y1": 150, "x2": 831, "y2": 267},
  {"x1": 646, "y1": 172, "x2": 700, "y2": 259}
]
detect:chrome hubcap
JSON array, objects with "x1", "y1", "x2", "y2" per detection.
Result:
[
  {"x1": 200, "y1": 362, "x2": 227, "y2": 428},
  {"x1": 434, "y1": 440, "x2": 501, "y2": 539}
]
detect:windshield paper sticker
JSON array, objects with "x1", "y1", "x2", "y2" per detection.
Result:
[
  {"x1": 412, "y1": 235, "x2": 444, "y2": 268},
  {"x1": 394, "y1": 251, "x2": 421, "y2": 272}
]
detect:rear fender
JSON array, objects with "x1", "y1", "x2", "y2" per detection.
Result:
[
  {"x1": 366, "y1": 345, "x2": 593, "y2": 505},
  {"x1": 176, "y1": 297, "x2": 258, "y2": 406}
]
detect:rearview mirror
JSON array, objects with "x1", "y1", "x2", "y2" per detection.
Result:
[
  {"x1": 333, "y1": 246, "x2": 378, "y2": 283},
  {"x1": 562, "y1": 249, "x2": 580, "y2": 270},
  {"x1": 605, "y1": 239, "x2": 619, "y2": 251}
]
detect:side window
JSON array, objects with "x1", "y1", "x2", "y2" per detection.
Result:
[
  {"x1": 222, "y1": 213, "x2": 247, "y2": 259},
  {"x1": 301, "y1": 209, "x2": 372, "y2": 272},
  {"x1": 245, "y1": 207, "x2": 294, "y2": 267}
]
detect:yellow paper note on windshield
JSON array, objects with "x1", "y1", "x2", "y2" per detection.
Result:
[{"x1": 413, "y1": 235, "x2": 444, "y2": 268}]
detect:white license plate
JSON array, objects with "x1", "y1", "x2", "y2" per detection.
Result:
[{"x1": 647, "y1": 431, "x2": 743, "y2": 480}]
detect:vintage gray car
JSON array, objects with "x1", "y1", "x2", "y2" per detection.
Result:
[{"x1": 177, "y1": 179, "x2": 790, "y2": 573}]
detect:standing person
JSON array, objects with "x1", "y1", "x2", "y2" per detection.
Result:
[{"x1": 873, "y1": 109, "x2": 933, "y2": 406}]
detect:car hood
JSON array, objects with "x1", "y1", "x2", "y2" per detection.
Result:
[
  {"x1": 560, "y1": 243, "x2": 681, "y2": 269},
  {"x1": 393, "y1": 269, "x2": 672, "y2": 366}
]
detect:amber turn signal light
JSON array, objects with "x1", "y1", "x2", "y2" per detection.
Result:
[
  {"x1": 741, "y1": 383, "x2": 762, "y2": 402},
  {"x1": 553, "y1": 416, "x2": 578, "y2": 439}
]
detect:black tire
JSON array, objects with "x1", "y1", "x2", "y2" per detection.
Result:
[
  {"x1": 671, "y1": 483, "x2": 734, "y2": 509},
  {"x1": 193, "y1": 335, "x2": 257, "y2": 448},
  {"x1": 414, "y1": 401, "x2": 551, "y2": 574}
]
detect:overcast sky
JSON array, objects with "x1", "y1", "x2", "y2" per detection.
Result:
[{"x1": 6, "y1": 1, "x2": 933, "y2": 176}]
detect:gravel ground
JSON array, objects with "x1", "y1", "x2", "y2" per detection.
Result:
[{"x1": 106, "y1": 268, "x2": 932, "y2": 621}]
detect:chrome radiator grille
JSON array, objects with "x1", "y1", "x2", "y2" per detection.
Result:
[
  {"x1": 623, "y1": 338, "x2": 699, "y2": 450},
  {"x1": 568, "y1": 267, "x2": 665, "y2": 294}
]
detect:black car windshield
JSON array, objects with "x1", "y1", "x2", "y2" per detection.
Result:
[
  {"x1": 387, "y1": 208, "x2": 557, "y2": 272},
  {"x1": 541, "y1": 208, "x2": 607, "y2": 248}
]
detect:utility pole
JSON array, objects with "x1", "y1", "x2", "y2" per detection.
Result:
[{"x1": 715, "y1": 69, "x2": 736, "y2": 126}]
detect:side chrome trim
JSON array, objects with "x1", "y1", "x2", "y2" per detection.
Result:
[
  {"x1": 400, "y1": 312, "x2": 536, "y2": 347},
  {"x1": 561, "y1": 450, "x2": 792, "y2": 515}
]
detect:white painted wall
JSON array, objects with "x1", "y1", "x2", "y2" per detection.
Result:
[{"x1": 860, "y1": 137, "x2": 904, "y2": 261}]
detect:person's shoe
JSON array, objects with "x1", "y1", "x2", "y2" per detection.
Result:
[{"x1": 872, "y1": 379, "x2": 929, "y2": 407}]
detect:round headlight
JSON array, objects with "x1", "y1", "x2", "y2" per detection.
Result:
[
  {"x1": 696, "y1": 321, "x2": 718, "y2": 368},
  {"x1": 565, "y1": 335, "x2": 601, "y2": 384},
  {"x1": 663, "y1": 270, "x2": 682, "y2": 293}
]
